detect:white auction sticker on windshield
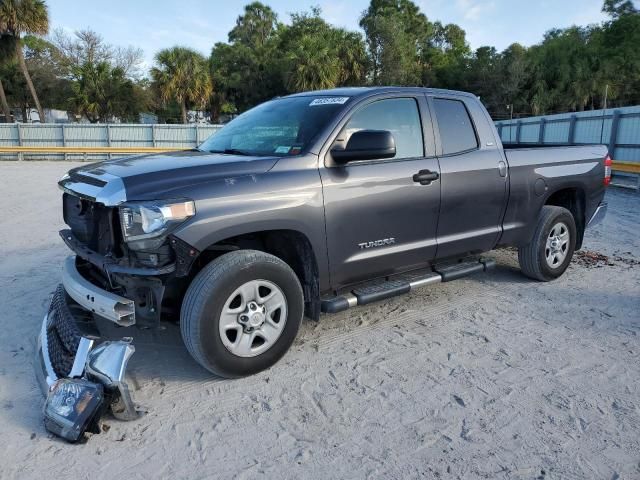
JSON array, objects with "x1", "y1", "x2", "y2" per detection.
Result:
[{"x1": 309, "y1": 97, "x2": 349, "y2": 106}]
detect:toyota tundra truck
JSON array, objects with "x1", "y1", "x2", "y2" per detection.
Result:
[{"x1": 36, "y1": 87, "x2": 609, "y2": 434}]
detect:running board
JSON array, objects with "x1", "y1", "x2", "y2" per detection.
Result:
[{"x1": 321, "y1": 257, "x2": 495, "y2": 313}]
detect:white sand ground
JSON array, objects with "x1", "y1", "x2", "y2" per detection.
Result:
[{"x1": 0, "y1": 161, "x2": 638, "y2": 480}]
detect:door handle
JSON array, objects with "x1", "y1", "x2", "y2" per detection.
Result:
[{"x1": 413, "y1": 169, "x2": 439, "y2": 185}]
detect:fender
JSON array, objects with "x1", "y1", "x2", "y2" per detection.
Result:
[{"x1": 172, "y1": 155, "x2": 331, "y2": 291}]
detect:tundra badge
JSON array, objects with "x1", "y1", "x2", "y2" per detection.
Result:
[{"x1": 358, "y1": 238, "x2": 396, "y2": 249}]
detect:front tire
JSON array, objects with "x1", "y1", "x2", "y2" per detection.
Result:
[
  {"x1": 518, "y1": 206, "x2": 576, "y2": 281},
  {"x1": 180, "y1": 250, "x2": 304, "y2": 378}
]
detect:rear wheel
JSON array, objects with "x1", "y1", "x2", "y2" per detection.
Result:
[
  {"x1": 180, "y1": 250, "x2": 304, "y2": 378},
  {"x1": 518, "y1": 206, "x2": 576, "y2": 281}
]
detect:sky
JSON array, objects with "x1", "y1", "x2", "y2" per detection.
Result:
[{"x1": 47, "y1": 0, "x2": 612, "y2": 70}]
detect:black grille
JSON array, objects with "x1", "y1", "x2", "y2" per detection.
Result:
[
  {"x1": 46, "y1": 285, "x2": 82, "y2": 378},
  {"x1": 62, "y1": 193, "x2": 121, "y2": 256}
]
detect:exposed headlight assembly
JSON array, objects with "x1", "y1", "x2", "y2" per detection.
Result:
[
  {"x1": 43, "y1": 378, "x2": 105, "y2": 443},
  {"x1": 119, "y1": 200, "x2": 195, "y2": 242}
]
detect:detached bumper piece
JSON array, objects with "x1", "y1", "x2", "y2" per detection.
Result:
[{"x1": 35, "y1": 284, "x2": 141, "y2": 443}]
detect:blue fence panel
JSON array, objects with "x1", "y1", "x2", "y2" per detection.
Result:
[
  {"x1": 617, "y1": 115, "x2": 640, "y2": 145},
  {"x1": 109, "y1": 124, "x2": 153, "y2": 147},
  {"x1": 519, "y1": 122, "x2": 539, "y2": 142},
  {"x1": 63, "y1": 125, "x2": 109, "y2": 147},
  {"x1": 495, "y1": 105, "x2": 640, "y2": 163},
  {"x1": 543, "y1": 122, "x2": 570, "y2": 143},
  {"x1": 0, "y1": 123, "x2": 224, "y2": 161}
]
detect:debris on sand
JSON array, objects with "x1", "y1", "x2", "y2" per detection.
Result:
[
  {"x1": 574, "y1": 250, "x2": 612, "y2": 268},
  {"x1": 612, "y1": 254, "x2": 640, "y2": 267},
  {"x1": 574, "y1": 250, "x2": 640, "y2": 268}
]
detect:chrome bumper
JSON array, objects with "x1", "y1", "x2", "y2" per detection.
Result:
[
  {"x1": 587, "y1": 201, "x2": 608, "y2": 227},
  {"x1": 62, "y1": 256, "x2": 135, "y2": 326},
  {"x1": 34, "y1": 265, "x2": 140, "y2": 421}
]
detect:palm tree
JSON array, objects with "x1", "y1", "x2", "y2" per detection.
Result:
[
  {"x1": 285, "y1": 34, "x2": 341, "y2": 92},
  {"x1": 151, "y1": 47, "x2": 212, "y2": 124},
  {"x1": 0, "y1": 0, "x2": 49, "y2": 122},
  {"x1": 0, "y1": 33, "x2": 15, "y2": 121}
]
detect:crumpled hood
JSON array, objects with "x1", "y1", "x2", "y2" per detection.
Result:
[{"x1": 66, "y1": 150, "x2": 280, "y2": 201}]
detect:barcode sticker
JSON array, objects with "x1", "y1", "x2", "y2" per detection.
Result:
[{"x1": 309, "y1": 97, "x2": 349, "y2": 106}]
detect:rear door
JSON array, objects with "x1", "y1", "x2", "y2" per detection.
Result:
[
  {"x1": 428, "y1": 94, "x2": 508, "y2": 258},
  {"x1": 320, "y1": 94, "x2": 441, "y2": 288}
]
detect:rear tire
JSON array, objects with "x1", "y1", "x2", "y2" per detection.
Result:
[
  {"x1": 518, "y1": 206, "x2": 576, "y2": 281},
  {"x1": 180, "y1": 250, "x2": 304, "y2": 378}
]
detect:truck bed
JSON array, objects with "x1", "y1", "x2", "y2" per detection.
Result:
[{"x1": 498, "y1": 144, "x2": 608, "y2": 247}]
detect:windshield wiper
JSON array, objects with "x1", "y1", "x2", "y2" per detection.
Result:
[{"x1": 208, "y1": 148, "x2": 254, "y2": 156}]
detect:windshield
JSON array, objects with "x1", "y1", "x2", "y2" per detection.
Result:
[{"x1": 199, "y1": 96, "x2": 349, "y2": 156}]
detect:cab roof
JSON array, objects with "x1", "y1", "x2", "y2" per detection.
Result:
[{"x1": 285, "y1": 86, "x2": 476, "y2": 100}]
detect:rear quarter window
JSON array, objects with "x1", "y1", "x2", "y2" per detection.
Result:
[{"x1": 433, "y1": 98, "x2": 478, "y2": 155}]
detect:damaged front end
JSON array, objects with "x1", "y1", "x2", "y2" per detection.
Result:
[
  {"x1": 35, "y1": 283, "x2": 141, "y2": 442},
  {"x1": 36, "y1": 169, "x2": 201, "y2": 442}
]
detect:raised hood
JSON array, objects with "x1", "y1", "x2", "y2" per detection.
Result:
[{"x1": 60, "y1": 150, "x2": 280, "y2": 204}]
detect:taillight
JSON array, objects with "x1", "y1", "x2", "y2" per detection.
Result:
[{"x1": 604, "y1": 154, "x2": 612, "y2": 186}]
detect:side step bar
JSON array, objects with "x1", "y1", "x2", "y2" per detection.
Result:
[{"x1": 321, "y1": 257, "x2": 495, "y2": 314}]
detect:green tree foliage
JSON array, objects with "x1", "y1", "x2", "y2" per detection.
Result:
[
  {"x1": 210, "y1": 2, "x2": 281, "y2": 118},
  {"x1": 209, "y1": 4, "x2": 367, "y2": 121},
  {"x1": 0, "y1": 0, "x2": 49, "y2": 121},
  {"x1": 69, "y1": 62, "x2": 139, "y2": 123},
  {"x1": 205, "y1": 0, "x2": 636, "y2": 119},
  {"x1": 2, "y1": 0, "x2": 640, "y2": 124},
  {"x1": 360, "y1": 0, "x2": 429, "y2": 85},
  {"x1": 280, "y1": 8, "x2": 366, "y2": 92},
  {"x1": 151, "y1": 47, "x2": 212, "y2": 124},
  {"x1": 22, "y1": 34, "x2": 71, "y2": 110},
  {"x1": 602, "y1": 0, "x2": 638, "y2": 18}
]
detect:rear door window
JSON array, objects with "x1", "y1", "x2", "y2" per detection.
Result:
[{"x1": 433, "y1": 98, "x2": 478, "y2": 155}]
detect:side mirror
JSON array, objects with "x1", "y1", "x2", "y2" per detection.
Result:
[{"x1": 331, "y1": 129, "x2": 396, "y2": 163}]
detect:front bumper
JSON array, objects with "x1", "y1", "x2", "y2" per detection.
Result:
[
  {"x1": 588, "y1": 201, "x2": 608, "y2": 227},
  {"x1": 35, "y1": 283, "x2": 139, "y2": 422},
  {"x1": 62, "y1": 255, "x2": 135, "y2": 326}
]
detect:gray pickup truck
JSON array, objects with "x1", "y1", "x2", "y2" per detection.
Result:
[{"x1": 37, "y1": 87, "x2": 610, "y2": 437}]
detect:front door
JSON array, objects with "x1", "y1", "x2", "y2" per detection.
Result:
[{"x1": 320, "y1": 96, "x2": 441, "y2": 289}]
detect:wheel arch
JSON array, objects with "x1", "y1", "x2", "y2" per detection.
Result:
[
  {"x1": 543, "y1": 186, "x2": 586, "y2": 250},
  {"x1": 192, "y1": 229, "x2": 322, "y2": 320}
]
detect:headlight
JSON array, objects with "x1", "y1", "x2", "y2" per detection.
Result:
[
  {"x1": 43, "y1": 378, "x2": 105, "y2": 443},
  {"x1": 119, "y1": 200, "x2": 195, "y2": 242}
]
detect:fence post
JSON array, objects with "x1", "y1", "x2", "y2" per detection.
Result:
[
  {"x1": 608, "y1": 110, "x2": 621, "y2": 159},
  {"x1": 151, "y1": 124, "x2": 157, "y2": 147},
  {"x1": 16, "y1": 123, "x2": 23, "y2": 161},
  {"x1": 106, "y1": 124, "x2": 112, "y2": 160},
  {"x1": 538, "y1": 118, "x2": 546, "y2": 144},
  {"x1": 567, "y1": 114, "x2": 577, "y2": 144},
  {"x1": 62, "y1": 124, "x2": 67, "y2": 161},
  {"x1": 515, "y1": 120, "x2": 522, "y2": 143},
  {"x1": 195, "y1": 124, "x2": 199, "y2": 148}
]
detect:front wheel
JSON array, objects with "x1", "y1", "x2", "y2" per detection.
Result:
[
  {"x1": 180, "y1": 250, "x2": 304, "y2": 378},
  {"x1": 518, "y1": 206, "x2": 577, "y2": 282}
]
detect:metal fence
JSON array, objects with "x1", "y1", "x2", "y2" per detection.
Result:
[
  {"x1": 0, "y1": 123, "x2": 223, "y2": 161},
  {"x1": 494, "y1": 105, "x2": 640, "y2": 164},
  {"x1": 2, "y1": 108, "x2": 640, "y2": 164}
]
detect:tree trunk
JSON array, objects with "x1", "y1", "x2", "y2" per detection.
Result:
[
  {"x1": 180, "y1": 98, "x2": 187, "y2": 124},
  {"x1": 16, "y1": 40, "x2": 45, "y2": 123},
  {"x1": 0, "y1": 79, "x2": 11, "y2": 122}
]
